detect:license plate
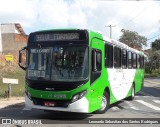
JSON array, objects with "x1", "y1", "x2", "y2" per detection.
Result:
[{"x1": 44, "y1": 102, "x2": 55, "y2": 107}]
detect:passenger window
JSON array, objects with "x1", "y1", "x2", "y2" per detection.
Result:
[
  {"x1": 114, "y1": 47, "x2": 121, "y2": 68},
  {"x1": 128, "y1": 52, "x2": 133, "y2": 68},
  {"x1": 137, "y1": 55, "x2": 140, "y2": 68},
  {"x1": 96, "y1": 51, "x2": 102, "y2": 71},
  {"x1": 133, "y1": 53, "x2": 137, "y2": 68},
  {"x1": 105, "y1": 43, "x2": 113, "y2": 68},
  {"x1": 122, "y1": 49, "x2": 127, "y2": 69},
  {"x1": 140, "y1": 56, "x2": 144, "y2": 69},
  {"x1": 142, "y1": 56, "x2": 144, "y2": 68},
  {"x1": 92, "y1": 50, "x2": 102, "y2": 71}
]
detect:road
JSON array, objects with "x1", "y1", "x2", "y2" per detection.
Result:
[{"x1": 0, "y1": 78, "x2": 160, "y2": 126}]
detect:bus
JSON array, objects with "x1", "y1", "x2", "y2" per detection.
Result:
[{"x1": 19, "y1": 29, "x2": 144, "y2": 113}]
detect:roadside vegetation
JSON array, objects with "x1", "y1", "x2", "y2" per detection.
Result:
[
  {"x1": 0, "y1": 54, "x2": 25, "y2": 98},
  {"x1": 144, "y1": 69, "x2": 160, "y2": 78}
]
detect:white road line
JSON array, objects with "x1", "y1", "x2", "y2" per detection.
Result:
[
  {"x1": 153, "y1": 100, "x2": 160, "y2": 104},
  {"x1": 124, "y1": 101, "x2": 139, "y2": 110},
  {"x1": 136, "y1": 100, "x2": 160, "y2": 111}
]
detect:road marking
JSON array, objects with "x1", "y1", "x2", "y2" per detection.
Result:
[
  {"x1": 135, "y1": 95, "x2": 153, "y2": 98},
  {"x1": 124, "y1": 101, "x2": 139, "y2": 110},
  {"x1": 153, "y1": 100, "x2": 160, "y2": 104},
  {"x1": 136, "y1": 100, "x2": 160, "y2": 111}
]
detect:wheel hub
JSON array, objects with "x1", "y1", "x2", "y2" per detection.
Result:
[{"x1": 101, "y1": 96, "x2": 107, "y2": 110}]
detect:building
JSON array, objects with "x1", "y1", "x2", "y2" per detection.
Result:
[{"x1": 0, "y1": 23, "x2": 28, "y2": 54}]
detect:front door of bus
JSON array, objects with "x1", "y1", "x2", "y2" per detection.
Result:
[{"x1": 90, "y1": 38, "x2": 103, "y2": 111}]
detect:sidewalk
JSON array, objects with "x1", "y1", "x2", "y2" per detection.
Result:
[
  {"x1": 0, "y1": 97, "x2": 24, "y2": 109},
  {"x1": 144, "y1": 78, "x2": 160, "y2": 89},
  {"x1": 144, "y1": 79, "x2": 160, "y2": 85}
]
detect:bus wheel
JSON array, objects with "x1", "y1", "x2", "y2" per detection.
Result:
[
  {"x1": 96, "y1": 91, "x2": 110, "y2": 114},
  {"x1": 128, "y1": 84, "x2": 135, "y2": 100}
]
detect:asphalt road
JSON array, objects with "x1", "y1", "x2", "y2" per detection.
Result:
[{"x1": 0, "y1": 78, "x2": 160, "y2": 126}]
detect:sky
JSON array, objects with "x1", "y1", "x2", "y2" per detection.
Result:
[{"x1": 0, "y1": 0, "x2": 160, "y2": 49}]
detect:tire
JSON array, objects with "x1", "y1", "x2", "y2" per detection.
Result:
[
  {"x1": 127, "y1": 84, "x2": 135, "y2": 100},
  {"x1": 96, "y1": 91, "x2": 110, "y2": 114}
]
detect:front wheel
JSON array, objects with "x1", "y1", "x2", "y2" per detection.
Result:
[{"x1": 96, "y1": 91, "x2": 110, "y2": 114}]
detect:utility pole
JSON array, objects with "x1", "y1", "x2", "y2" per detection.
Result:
[{"x1": 105, "y1": 25, "x2": 116, "y2": 38}]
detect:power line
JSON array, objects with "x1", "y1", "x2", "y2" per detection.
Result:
[
  {"x1": 147, "y1": 34, "x2": 160, "y2": 42},
  {"x1": 123, "y1": 7, "x2": 147, "y2": 25},
  {"x1": 118, "y1": 4, "x2": 142, "y2": 26}
]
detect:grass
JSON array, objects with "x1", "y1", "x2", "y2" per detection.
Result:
[
  {"x1": 144, "y1": 69, "x2": 160, "y2": 78},
  {"x1": 0, "y1": 67, "x2": 25, "y2": 98}
]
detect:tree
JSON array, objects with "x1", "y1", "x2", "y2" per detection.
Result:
[
  {"x1": 145, "y1": 50, "x2": 160, "y2": 73},
  {"x1": 145, "y1": 40, "x2": 160, "y2": 73},
  {"x1": 119, "y1": 29, "x2": 147, "y2": 50},
  {"x1": 152, "y1": 39, "x2": 160, "y2": 51}
]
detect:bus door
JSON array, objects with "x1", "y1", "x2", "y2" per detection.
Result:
[{"x1": 90, "y1": 38, "x2": 103, "y2": 111}]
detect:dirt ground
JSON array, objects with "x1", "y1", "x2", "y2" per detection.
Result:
[{"x1": 0, "y1": 97, "x2": 24, "y2": 106}]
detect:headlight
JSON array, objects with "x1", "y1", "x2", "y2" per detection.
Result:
[{"x1": 72, "y1": 90, "x2": 87, "y2": 102}]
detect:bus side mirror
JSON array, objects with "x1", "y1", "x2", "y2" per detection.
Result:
[{"x1": 19, "y1": 47, "x2": 27, "y2": 70}]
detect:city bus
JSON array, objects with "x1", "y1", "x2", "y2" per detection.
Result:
[{"x1": 19, "y1": 29, "x2": 144, "y2": 113}]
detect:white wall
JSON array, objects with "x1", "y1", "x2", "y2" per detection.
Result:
[
  {"x1": 15, "y1": 28, "x2": 20, "y2": 34},
  {"x1": 1, "y1": 24, "x2": 15, "y2": 34}
]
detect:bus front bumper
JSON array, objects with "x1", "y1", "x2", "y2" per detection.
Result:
[{"x1": 25, "y1": 95, "x2": 89, "y2": 113}]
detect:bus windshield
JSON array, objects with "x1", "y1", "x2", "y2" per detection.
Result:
[{"x1": 27, "y1": 46, "x2": 89, "y2": 81}]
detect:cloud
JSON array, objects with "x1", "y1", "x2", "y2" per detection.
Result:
[
  {"x1": 0, "y1": 0, "x2": 160, "y2": 43},
  {"x1": 0, "y1": 0, "x2": 37, "y2": 27}
]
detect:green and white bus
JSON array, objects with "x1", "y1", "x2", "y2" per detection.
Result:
[{"x1": 19, "y1": 29, "x2": 144, "y2": 113}]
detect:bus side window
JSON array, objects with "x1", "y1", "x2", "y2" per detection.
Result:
[
  {"x1": 140, "y1": 56, "x2": 144, "y2": 69},
  {"x1": 92, "y1": 49, "x2": 102, "y2": 72},
  {"x1": 137, "y1": 55, "x2": 140, "y2": 68},
  {"x1": 133, "y1": 53, "x2": 137, "y2": 68},
  {"x1": 105, "y1": 43, "x2": 113, "y2": 68},
  {"x1": 122, "y1": 49, "x2": 127, "y2": 69},
  {"x1": 128, "y1": 51, "x2": 133, "y2": 69},
  {"x1": 142, "y1": 56, "x2": 144, "y2": 68},
  {"x1": 114, "y1": 47, "x2": 121, "y2": 68}
]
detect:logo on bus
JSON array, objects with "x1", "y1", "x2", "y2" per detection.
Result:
[{"x1": 46, "y1": 88, "x2": 55, "y2": 91}]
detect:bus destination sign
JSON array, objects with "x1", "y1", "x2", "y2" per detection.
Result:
[{"x1": 35, "y1": 33, "x2": 79, "y2": 42}]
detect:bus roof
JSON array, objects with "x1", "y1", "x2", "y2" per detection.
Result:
[
  {"x1": 102, "y1": 35, "x2": 142, "y2": 55},
  {"x1": 35, "y1": 28, "x2": 81, "y2": 33}
]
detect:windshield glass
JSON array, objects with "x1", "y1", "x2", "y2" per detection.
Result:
[
  {"x1": 27, "y1": 48, "x2": 51, "y2": 80},
  {"x1": 27, "y1": 46, "x2": 89, "y2": 81},
  {"x1": 51, "y1": 46, "x2": 88, "y2": 81}
]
